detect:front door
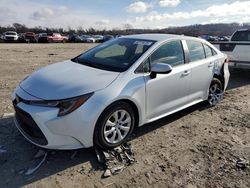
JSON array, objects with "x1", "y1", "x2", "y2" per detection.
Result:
[{"x1": 145, "y1": 40, "x2": 191, "y2": 121}]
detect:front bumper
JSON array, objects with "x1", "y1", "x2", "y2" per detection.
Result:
[
  {"x1": 4, "y1": 36, "x2": 18, "y2": 41},
  {"x1": 12, "y1": 86, "x2": 104, "y2": 150}
]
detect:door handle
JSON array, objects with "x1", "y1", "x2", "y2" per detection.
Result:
[
  {"x1": 182, "y1": 70, "x2": 190, "y2": 76},
  {"x1": 208, "y1": 62, "x2": 214, "y2": 67}
]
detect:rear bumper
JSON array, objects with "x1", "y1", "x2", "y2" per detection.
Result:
[{"x1": 223, "y1": 63, "x2": 230, "y2": 91}]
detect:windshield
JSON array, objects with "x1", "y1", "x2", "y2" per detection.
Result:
[
  {"x1": 72, "y1": 38, "x2": 155, "y2": 72},
  {"x1": 6, "y1": 32, "x2": 16, "y2": 35}
]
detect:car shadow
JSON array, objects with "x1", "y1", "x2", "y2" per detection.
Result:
[
  {"x1": 0, "y1": 103, "x2": 210, "y2": 187},
  {"x1": 0, "y1": 67, "x2": 249, "y2": 187},
  {"x1": 0, "y1": 116, "x2": 99, "y2": 188},
  {"x1": 132, "y1": 102, "x2": 209, "y2": 140},
  {"x1": 227, "y1": 67, "x2": 250, "y2": 90}
]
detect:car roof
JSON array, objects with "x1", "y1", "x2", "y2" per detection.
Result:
[
  {"x1": 5, "y1": 31, "x2": 17, "y2": 33},
  {"x1": 122, "y1": 33, "x2": 199, "y2": 42},
  {"x1": 236, "y1": 29, "x2": 250, "y2": 32}
]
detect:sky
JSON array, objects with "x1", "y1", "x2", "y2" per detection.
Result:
[{"x1": 0, "y1": 0, "x2": 250, "y2": 29}]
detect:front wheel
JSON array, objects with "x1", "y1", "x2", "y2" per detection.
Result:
[
  {"x1": 207, "y1": 78, "x2": 223, "y2": 106},
  {"x1": 94, "y1": 102, "x2": 135, "y2": 149}
]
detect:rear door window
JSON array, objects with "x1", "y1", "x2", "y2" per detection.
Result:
[
  {"x1": 186, "y1": 40, "x2": 206, "y2": 62},
  {"x1": 203, "y1": 44, "x2": 213, "y2": 58}
]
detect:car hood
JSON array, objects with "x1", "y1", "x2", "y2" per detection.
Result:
[{"x1": 20, "y1": 60, "x2": 120, "y2": 100}]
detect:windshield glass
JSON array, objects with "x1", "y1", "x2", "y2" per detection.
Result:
[
  {"x1": 73, "y1": 38, "x2": 155, "y2": 72},
  {"x1": 6, "y1": 32, "x2": 16, "y2": 35}
]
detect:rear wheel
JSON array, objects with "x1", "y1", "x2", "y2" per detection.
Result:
[
  {"x1": 207, "y1": 78, "x2": 223, "y2": 106},
  {"x1": 94, "y1": 102, "x2": 135, "y2": 149}
]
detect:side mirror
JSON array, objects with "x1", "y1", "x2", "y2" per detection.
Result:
[{"x1": 150, "y1": 63, "x2": 173, "y2": 79}]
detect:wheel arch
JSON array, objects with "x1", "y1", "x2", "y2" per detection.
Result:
[
  {"x1": 213, "y1": 73, "x2": 225, "y2": 88},
  {"x1": 117, "y1": 99, "x2": 140, "y2": 128},
  {"x1": 93, "y1": 98, "x2": 141, "y2": 148},
  {"x1": 96, "y1": 99, "x2": 140, "y2": 128}
]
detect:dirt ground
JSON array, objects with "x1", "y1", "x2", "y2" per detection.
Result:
[{"x1": 0, "y1": 43, "x2": 249, "y2": 188}]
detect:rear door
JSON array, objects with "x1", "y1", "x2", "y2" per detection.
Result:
[{"x1": 185, "y1": 40, "x2": 214, "y2": 102}]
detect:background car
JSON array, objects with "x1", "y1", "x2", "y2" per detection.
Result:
[
  {"x1": 36, "y1": 33, "x2": 49, "y2": 43},
  {"x1": 68, "y1": 34, "x2": 82, "y2": 43},
  {"x1": 23, "y1": 32, "x2": 37, "y2": 43},
  {"x1": 92, "y1": 35, "x2": 104, "y2": 42},
  {"x1": 103, "y1": 35, "x2": 114, "y2": 42},
  {"x1": 2, "y1": 31, "x2": 19, "y2": 42},
  {"x1": 80, "y1": 35, "x2": 96, "y2": 43},
  {"x1": 47, "y1": 33, "x2": 68, "y2": 43},
  {"x1": 212, "y1": 29, "x2": 250, "y2": 69},
  {"x1": 217, "y1": 36, "x2": 229, "y2": 41}
]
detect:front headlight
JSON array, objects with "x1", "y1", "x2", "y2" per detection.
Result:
[{"x1": 29, "y1": 92, "x2": 94, "y2": 116}]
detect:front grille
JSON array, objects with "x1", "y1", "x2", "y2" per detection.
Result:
[
  {"x1": 25, "y1": 36, "x2": 35, "y2": 40},
  {"x1": 5, "y1": 36, "x2": 15, "y2": 40},
  {"x1": 13, "y1": 103, "x2": 48, "y2": 145},
  {"x1": 38, "y1": 37, "x2": 48, "y2": 42}
]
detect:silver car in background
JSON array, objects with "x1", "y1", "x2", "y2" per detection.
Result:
[{"x1": 12, "y1": 34, "x2": 230, "y2": 149}]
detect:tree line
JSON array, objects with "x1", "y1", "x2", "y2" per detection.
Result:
[{"x1": 1, "y1": 22, "x2": 250, "y2": 36}]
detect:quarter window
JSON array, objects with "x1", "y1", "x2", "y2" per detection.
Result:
[
  {"x1": 203, "y1": 44, "x2": 213, "y2": 58},
  {"x1": 150, "y1": 40, "x2": 185, "y2": 67},
  {"x1": 186, "y1": 41, "x2": 206, "y2": 62},
  {"x1": 212, "y1": 49, "x2": 217, "y2": 56}
]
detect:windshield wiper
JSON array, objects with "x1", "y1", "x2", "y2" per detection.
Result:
[
  {"x1": 72, "y1": 57, "x2": 123, "y2": 72},
  {"x1": 76, "y1": 58, "x2": 104, "y2": 69},
  {"x1": 71, "y1": 57, "x2": 78, "y2": 63}
]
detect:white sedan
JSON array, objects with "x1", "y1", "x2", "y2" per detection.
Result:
[{"x1": 12, "y1": 34, "x2": 230, "y2": 149}]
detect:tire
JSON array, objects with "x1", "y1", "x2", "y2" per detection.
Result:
[
  {"x1": 94, "y1": 102, "x2": 135, "y2": 149},
  {"x1": 207, "y1": 78, "x2": 223, "y2": 106}
]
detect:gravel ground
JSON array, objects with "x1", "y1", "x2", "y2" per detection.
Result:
[{"x1": 0, "y1": 43, "x2": 249, "y2": 188}]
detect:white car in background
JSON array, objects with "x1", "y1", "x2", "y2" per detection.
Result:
[
  {"x1": 12, "y1": 34, "x2": 230, "y2": 150},
  {"x1": 212, "y1": 29, "x2": 250, "y2": 69},
  {"x1": 80, "y1": 35, "x2": 96, "y2": 43},
  {"x1": 3, "y1": 31, "x2": 19, "y2": 41}
]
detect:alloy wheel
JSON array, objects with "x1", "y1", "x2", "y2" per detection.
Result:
[
  {"x1": 208, "y1": 83, "x2": 223, "y2": 105},
  {"x1": 103, "y1": 110, "x2": 132, "y2": 144}
]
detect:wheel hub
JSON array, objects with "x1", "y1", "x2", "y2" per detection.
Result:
[
  {"x1": 103, "y1": 109, "x2": 131, "y2": 144},
  {"x1": 208, "y1": 83, "x2": 223, "y2": 105}
]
